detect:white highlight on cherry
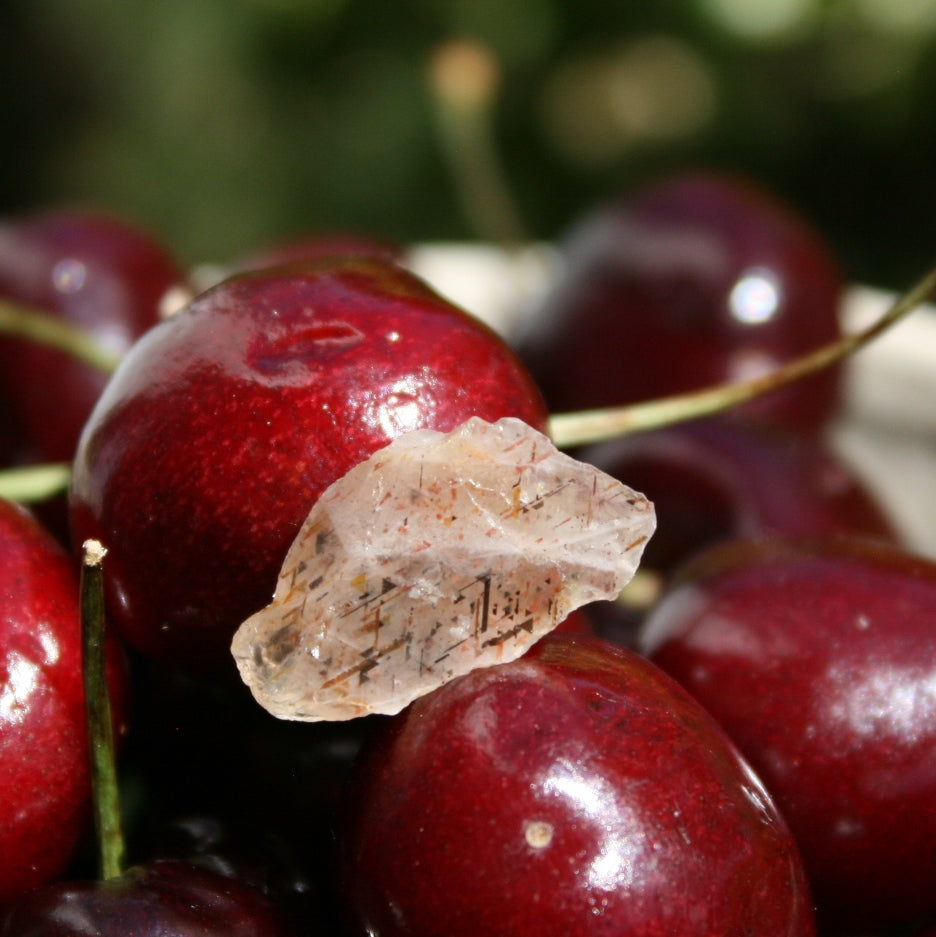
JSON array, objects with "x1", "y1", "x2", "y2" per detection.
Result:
[{"x1": 729, "y1": 268, "x2": 781, "y2": 325}]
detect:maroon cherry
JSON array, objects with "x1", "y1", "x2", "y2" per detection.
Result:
[
  {"x1": 577, "y1": 418, "x2": 897, "y2": 649},
  {"x1": 340, "y1": 632, "x2": 815, "y2": 936},
  {"x1": 69, "y1": 257, "x2": 548, "y2": 675},
  {"x1": 517, "y1": 171, "x2": 845, "y2": 431},
  {"x1": 579, "y1": 417, "x2": 897, "y2": 578},
  {"x1": 0, "y1": 498, "x2": 126, "y2": 903},
  {"x1": 639, "y1": 537, "x2": 936, "y2": 931},
  {"x1": 0, "y1": 207, "x2": 187, "y2": 464},
  {"x1": 553, "y1": 607, "x2": 594, "y2": 634},
  {"x1": 0, "y1": 860, "x2": 298, "y2": 937},
  {"x1": 0, "y1": 543, "x2": 302, "y2": 937}
]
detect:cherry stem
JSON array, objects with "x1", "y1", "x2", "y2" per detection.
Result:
[
  {"x1": 80, "y1": 539, "x2": 126, "y2": 881},
  {"x1": 0, "y1": 299, "x2": 121, "y2": 375},
  {"x1": 0, "y1": 462, "x2": 71, "y2": 503},
  {"x1": 1, "y1": 264, "x2": 934, "y2": 506},
  {"x1": 428, "y1": 38, "x2": 528, "y2": 245},
  {"x1": 549, "y1": 263, "x2": 936, "y2": 449}
]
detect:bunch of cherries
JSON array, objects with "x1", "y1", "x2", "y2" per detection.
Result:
[{"x1": 0, "y1": 172, "x2": 934, "y2": 937}]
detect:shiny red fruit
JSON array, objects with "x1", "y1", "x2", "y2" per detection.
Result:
[
  {"x1": 553, "y1": 608, "x2": 594, "y2": 635},
  {"x1": 0, "y1": 208, "x2": 187, "y2": 464},
  {"x1": 0, "y1": 499, "x2": 125, "y2": 903},
  {"x1": 0, "y1": 860, "x2": 297, "y2": 937},
  {"x1": 639, "y1": 537, "x2": 936, "y2": 931},
  {"x1": 517, "y1": 172, "x2": 845, "y2": 431},
  {"x1": 340, "y1": 633, "x2": 815, "y2": 937},
  {"x1": 580, "y1": 417, "x2": 897, "y2": 577},
  {"x1": 69, "y1": 258, "x2": 548, "y2": 674}
]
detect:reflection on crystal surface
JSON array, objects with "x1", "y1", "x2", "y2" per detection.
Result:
[{"x1": 232, "y1": 416, "x2": 655, "y2": 721}]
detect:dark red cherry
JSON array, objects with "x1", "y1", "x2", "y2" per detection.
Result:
[
  {"x1": 580, "y1": 417, "x2": 897, "y2": 578},
  {"x1": 0, "y1": 860, "x2": 298, "y2": 937},
  {"x1": 552, "y1": 607, "x2": 594, "y2": 635},
  {"x1": 126, "y1": 811, "x2": 335, "y2": 935},
  {"x1": 0, "y1": 498, "x2": 126, "y2": 903},
  {"x1": 340, "y1": 632, "x2": 815, "y2": 937},
  {"x1": 578, "y1": 418, "x2": 897, "y2": 649},
  {"x1": 639, "y1": 537, "x2": 936, "y2": 931},
  {"x1": 517, "y1": 171, "x2": 845, "y2": 431},
  {"x1": 69, "y1": 257, "x2": 548, "y2": 675},
  {"x1": 0, "y1": 208, "x2": 187, "y2": 464}
]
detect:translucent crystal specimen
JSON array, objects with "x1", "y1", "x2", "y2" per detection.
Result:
[{"x1": 231, "y1": 416, "x2": 655, "y2": 721}]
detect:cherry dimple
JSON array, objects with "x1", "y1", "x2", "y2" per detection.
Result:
[{"x1": 247, "y1": 320, "x2": 365, "y2": 374}]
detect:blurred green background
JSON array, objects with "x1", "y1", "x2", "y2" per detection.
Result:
[{"x1": 2, "y1": 0, "x2": 934, "y2": 288}]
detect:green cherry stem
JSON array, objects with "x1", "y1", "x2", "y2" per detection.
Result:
[
  {"x1": 1, "y1": 263, "x2": 934, "y2": 506},
  {"x1": 80, "y1": 539, "x2": 126, "y2": 881},
  {"x1": 0, "y1": 299, "x2": 121, "y2": 375},
  {"x1": 549, "y1": 263, "x2": 936, "y2": 449},
  {"x1": 0, "y1": 462, "x2": 71, "y2": 503}
]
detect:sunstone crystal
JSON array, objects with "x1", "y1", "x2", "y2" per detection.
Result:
[{"x1": 232, "y1": 416, "x2": 655, "y2": 720}]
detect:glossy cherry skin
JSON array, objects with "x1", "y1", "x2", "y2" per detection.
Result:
[
  {"x1": 0, "y1": 208, "x2": 187, "y2": 464},
  {"x1": 69, "y1": 257, "x2": 548, "y2": 675},
  {"x1": 0, "y1": 861, "x2": 298, "y2": 937},
  {"x1": 639, "y1": 537, "x2": 936, "y2": 931},
  {"x1": 0, "y1": 498, "x2": 126, "y2": 903},
  {"x1": 553, "y1": 607, "x2": 594, "y2": 634},
  {"x1": 578, "y1": 418, "x2": 897, "y2": 649},
  {"x1": 517, "y1": 172, "x2": 845, "y2": 432},
  {"x1": 340, "y1": 633, "x2": 815, "y2": 937},
  {"x1": 580, "y1": 417, "x2": 897, "y2": 578}
]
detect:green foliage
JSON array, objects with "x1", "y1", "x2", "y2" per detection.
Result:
[{"x1": 1, "y1": 0, "x2": 934, "y2": 284}]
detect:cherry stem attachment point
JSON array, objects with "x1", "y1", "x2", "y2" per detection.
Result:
[
  {"x1": 80, "y1": 539, "x2": 125, "y2": 881},
  {"x1": 0, "y1": 300, "x2": 121, "y2": 375},
  {"x1": 548, "y1": 263, "x2": 936, "y2": 450}
]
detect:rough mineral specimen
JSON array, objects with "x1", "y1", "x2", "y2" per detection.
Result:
[{"x1": 231, "y1": 416, "x2": 655, "y2": 721}]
